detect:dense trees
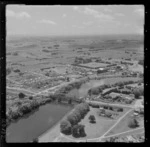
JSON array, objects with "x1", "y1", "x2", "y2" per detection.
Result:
[
  {"x1": 60, "y1": 103, "x2": 89, "y2": 137},
  {"x1": 60, "y1": 120, "x2": 72, "y2": 135},
  {"x1": 7, "y1": 100, "x2": 40, "y2": 123},
  {"x1": 88, "y1": 87, "x2": 102, "y2": 96},
  {"x1": 88, "y1": 80, "x2": 136, "y2": 97},
  {"x1": 67, "y1": 103, "x2": 90, "y2": 126}
]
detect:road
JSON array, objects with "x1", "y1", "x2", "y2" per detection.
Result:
[{"x1": 6, "y1": 86, "x2": 36, "y2": 94}]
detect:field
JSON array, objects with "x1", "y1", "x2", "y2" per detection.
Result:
[{"x1": 105, "y1": 110, "x2": 144, "y2": 137}]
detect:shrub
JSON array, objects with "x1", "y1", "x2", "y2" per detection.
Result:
[
  {"x1": 128, "y1": 118, "x2": 139, "y2": 128},
  {"x1": 30, "y1": 100, "x2": 39, "y2": 109},
  {"x1": 117, "y1": 107, "x2": 123, "y2": 112},
  {"x1": 89, "y1": 115, "x2": 96, "y2": 123},
  {"x1": 14, "y1": 69, "x2": 20, "y2": 73},
  {"x1": 6, "y1": 68, "x2": 11, "y2": 75},
  {"x1": 9, "y1": 110, "x2": 21, "y2": 120},
  {"x1": 60, "y1": 120, "x2": 72, "y2": 135},
  {"x1": 138, "y1": 60, "x2": 144, "y2": 66},
  {"x1": 105, "y1": 112, "x2": 112, "y2": 118},
  {"x1": 88, "y1": 87, "x2": 102, "y2": 95},
  {"x1": 89, "y1": 103, "x2": 99, "y2": 108},
  {"x1": 32, "y1": 138, "x2": 38, "y2": 143},
  {"x1": 18, "y1": 92, "x2": 25, "y2": 99},
  {"x1": 29, "y1": 96, "x2": 33, "y2": 100},
  {"x1": 68, "y1": 98, "x2": 72, "y2": 104}
]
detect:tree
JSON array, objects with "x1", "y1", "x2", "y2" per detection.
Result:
[
  {"x1": 88, "y1": 87, "x2": 102, "y2": 95},
  {"x1": 72, "y1": 124, "x2": 86, "y2": 138},
  {"x1": 133, "y1": 88, "x2": 143, "y2": 99},
  {"x1": 60, "y1": 120, "x2": 72, "y2": 135},
  {"x1": 72, "y1": 125, "x2": 79, "y2": 137},
  {"x1": 78, "y1": 124, "x2": 86, "y2": 137},
  {"x1": 89, "y1": 115, "x2": 96, "y2": 123},
  {"x1": 128, "y1": 118, "x2": 139, "y2": 128},
  {"x1": 67, "y1": 113, "x2": 78, "y2": 126},
  {"x1": 18, "y1": 92, "x2": 25, "y2": 99},
  {"x1": 67, "y1": 103, "x2": 89, "y2": 125}
]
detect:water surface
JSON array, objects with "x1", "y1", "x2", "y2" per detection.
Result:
[{"x1": 6, "y1": 103, "x2": 72, "y2": 142}]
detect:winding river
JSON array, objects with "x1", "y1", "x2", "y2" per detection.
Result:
[{"x1": 6, "y1": 77, "x2": 140, "y2": 142}]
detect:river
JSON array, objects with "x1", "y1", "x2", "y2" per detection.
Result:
[
  {"x1": 6, "y1": 103, "x2": 72, "y2": 142},
  {"x1": 6, "y1": 77, "x2": 140, "y2": 142}
]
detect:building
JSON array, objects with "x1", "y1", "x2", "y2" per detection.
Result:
[{"x1": 97, "y1": 68, "x2": 108, "y2": 74}]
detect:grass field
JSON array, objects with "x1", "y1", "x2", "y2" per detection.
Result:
[
  {"x1": 63, "y1": 107, "x2": 131, "y2": 140},
  {"x1": 102, "y1": 127, "x2": 144, "y2": 142},
  {"x1": 104, "y1": 110, "x2": 144, "y2": 137}
]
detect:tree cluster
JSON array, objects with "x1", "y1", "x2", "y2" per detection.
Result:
[{"x1": 60, "y1": 103, "x2": 89, "y2": 137}]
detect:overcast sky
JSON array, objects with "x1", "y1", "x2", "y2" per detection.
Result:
[{"x1": 6, "y1": 5, "x2": 144, "y2": 36}]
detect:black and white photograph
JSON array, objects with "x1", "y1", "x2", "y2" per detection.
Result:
[{"x1": 5, "y1": 5, "x2": 144, "y2": 143}]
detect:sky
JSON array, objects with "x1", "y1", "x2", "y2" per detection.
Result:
[{"x1": 6, "y1": 5, "x2": 144, "y2": 36}]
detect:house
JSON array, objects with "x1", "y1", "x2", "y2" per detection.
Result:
[{"x1": 97, "y1": 68, "x2": 108, "y2": 74}]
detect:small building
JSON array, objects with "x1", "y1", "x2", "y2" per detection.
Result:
[
  {"x1": 97, "y1": 68, "x2": 108, "y2": 74},
  {"x1": 133, "y1": 112, "x2": 139, "y2": 116}
]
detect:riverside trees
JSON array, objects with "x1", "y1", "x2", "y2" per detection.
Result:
[
  {"x1": 60, "y1": 103, "x2": 89, "y2": 137},
  {"x1": 60, "y1": 120, "x2": 72, "y2": 135}
]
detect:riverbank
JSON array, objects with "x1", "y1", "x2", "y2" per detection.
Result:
[
  {"x1": 6, "y1": 103, "x2": 73, "y2": 142},
  {"x1": 38, "y1": 106, "x2": 75, "y2": 142}
]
